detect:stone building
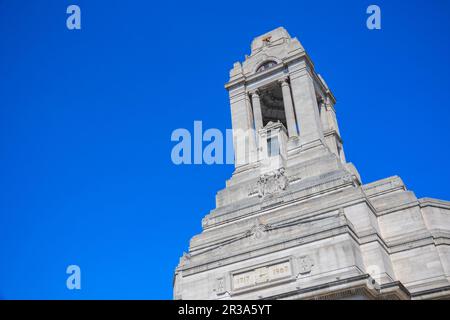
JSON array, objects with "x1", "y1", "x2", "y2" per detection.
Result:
[{"x1": 173, "y1": 27, "x2": 450, "y2": 300}]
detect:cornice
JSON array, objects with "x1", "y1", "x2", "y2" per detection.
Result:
[
  {"x1": 178, "y1": 218, "x2": 357, "y2": 276},
  {"x1": 419, "y1": 198, "x2": 450, "y2": 210},
  {"x1": 224, "y1": 51, "x2": 310, "y2": 90}
]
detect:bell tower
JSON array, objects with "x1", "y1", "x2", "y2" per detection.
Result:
[
  {"x1": 222, "y1": 27, "x2": 359, "y2": 204},
  {"x1": 174, "y1": 27, "x2": 450, "y2": 300},
  {"x1": 226, "y1": 27, "x2": 352, "y2": 180}
]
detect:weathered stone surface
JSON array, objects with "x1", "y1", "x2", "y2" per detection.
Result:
[{"x1": 174, "y1": 27, "x2": 450, "y2": 300}]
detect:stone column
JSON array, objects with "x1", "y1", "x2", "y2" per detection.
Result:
[
  {"x1": 326, "y1": 96, "x2": 341, "y2": 137},
  {"x1": 228, "y1": 85, "x2": 257, "y2": 167},
  {"x1": 288, "y1": 61, "x2": 324, "y2": 145},
  {"x1": 250, "y1": 90, "x2": 264, "y2": 131},
  {"x1": 318, "y1": 98, "x2": 329, "y2": 131},
  {"x1": 279, "y1": 78, "x2": 298, "y2": 138}
]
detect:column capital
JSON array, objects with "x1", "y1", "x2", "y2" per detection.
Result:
[
  {"x1": 325, "y1": 96, "x2": 333, "y2": 108},
  {"x1": 278, "y1": 77, "x2": 290, "y2": 86},
  {"x1": 250, "y1": 89, "x2": 263, "y2": 132},
  {"x1": 317, "y1": 96, "x2": 326, "y2": 109}
]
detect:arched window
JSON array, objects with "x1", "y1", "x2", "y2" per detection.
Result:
[{"x1": 257, "y1": 60, "x2": 277, "y2": 73}]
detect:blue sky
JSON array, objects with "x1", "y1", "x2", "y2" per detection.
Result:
[{"x1": 1, "y1": 0, "x2": 449, "y2": 299}]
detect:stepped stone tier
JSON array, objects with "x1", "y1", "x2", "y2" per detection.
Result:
[{"x1": 173, "y1": 27, "x2": 450, "y2": 300}]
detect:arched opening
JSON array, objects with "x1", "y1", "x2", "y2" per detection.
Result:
[
  {"x1": 259, "y1": 84, "x2": 287, "y2": 130},
  {"x1": 256, "y1": 60, "x2": 277, "y2": 73}
]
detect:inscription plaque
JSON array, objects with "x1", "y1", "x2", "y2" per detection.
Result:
[{"x1": 232, "y1": 261, "x2": 292, "y2": 290}]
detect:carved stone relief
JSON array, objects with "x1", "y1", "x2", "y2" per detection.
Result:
[
  {"x1": 247, "y1": 218, "x2": 270, "y2": 241},
  {"x1": 214, "y1": 277, "x2": 226, "y2": 295},
  {"x1": 297, "y1": 255, "x2": 314, "y2": 275},
  {"x1": 257, "y1": 168, "x2": 289, "y2": 198}
]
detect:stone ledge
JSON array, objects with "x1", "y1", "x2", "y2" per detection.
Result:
[
  {"x1": 204, "y1": 170, "x2": 356, "y2": 230},
  {"x1": 265, "y1": 275, "x2": 410, "y2": 300},
  {"x1": 363, "y1": 176, "x2": 405, "y2": 197},
  {"x1": 419, "y1": 198, "x2": 450, "y2": 210},
  {"x1": 411, "y1": 285, "x2": 450, "y2": 300},
  {"x1": 179, "y1": 222, "x2": 356, "y2": 276}
]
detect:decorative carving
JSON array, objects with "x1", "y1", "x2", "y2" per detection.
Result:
[
  {"x1": 214, "y1": 277, "x2": 226, "y2": 295},
  {"x1": 249, "y1": 89, "x2": 260, "y2": 97},
  {"x1": 249, "y1": 218, "x2": 270, "y2": 240},
  {"x1": 297, "y1": 255, "x2": 314, "y2": 275},
  {"x1": 317, "y1": 96, "x2": 326, "y2": 111},
  {"x1": 257, "y1": 168, "x2": 289, "y2": 198},
  {"x1": 325, "y1": 96, "x2": 333, "y2": 110},
  {"x1": 256, "y1": 60, "x2": 277, "y2": 72},
  {"x1": 254, "y1": 267, "x2": 269, "y2": 284},
  {"x1": 278, "y1": 77, "x2": 290, "y2": 87},
  {"x1": 262, "y1": 35, "x2": 272, "y2": 44}
]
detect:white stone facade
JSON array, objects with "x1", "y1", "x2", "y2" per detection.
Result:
[{"x1": 173, "y1": 27, "x2": 450, "y2": 300}]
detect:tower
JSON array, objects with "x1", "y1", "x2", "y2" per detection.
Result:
[{"x1": 173, "y1": 27, "x2": 450, "y2": 300}]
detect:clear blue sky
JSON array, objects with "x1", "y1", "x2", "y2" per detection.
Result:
[{"x1": 1, "y1": 0, "x2": 449, "y2": 299}]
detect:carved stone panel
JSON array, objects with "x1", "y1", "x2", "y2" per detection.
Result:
[
  {"x1": 232, "y1": 260, "x2": 292, "y2": 291},
  {"x1": 257, "y1": 168, "x2": 289, "y2": 198},
  {"x1": 215, "y1": 277, "x2": 226, "y2": 295},
  {"x1": 297, "y1": 255, "x2": 314, "y2": 275}
]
